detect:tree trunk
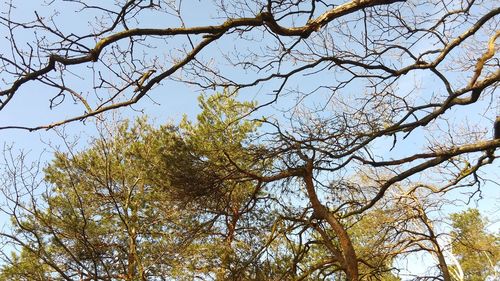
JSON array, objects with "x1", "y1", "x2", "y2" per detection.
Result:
[{"x1": 303, "y1": 161, "x2": 359, "y2": 281}]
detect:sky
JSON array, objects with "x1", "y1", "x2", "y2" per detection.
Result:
[{"x1": 0, "y1": 0, "x2": 498, "y2": 278}]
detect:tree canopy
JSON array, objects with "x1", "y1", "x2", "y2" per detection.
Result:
[
  {"x1": 0, "y1": 0, "x2": 499, "y2": 280},
  {"x1": 449, "y1": 209, "x2": 499, "y2": 281},
  {"x1": 0, "y1": 0, "x2": 498, "y2": 131},
  {"x1": 1, "y1": 93, "x2": 498, "y2": 280}
]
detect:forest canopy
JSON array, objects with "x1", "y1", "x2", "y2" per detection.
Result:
[
  {"x1": 1, "y1": 93, "x2": 498, "y2": 280},
  {"x1": 0, "y1": 0, "x2": 499, "y2": 280}
]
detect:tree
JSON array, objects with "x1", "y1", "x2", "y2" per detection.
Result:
[
  {"x1": 2, "y1": 94, "x2": 494, "y2": 280},
  {"x1": 1, "y1": 1, "x2": 499, "y2": 280},
  {"x1": 0, "y1": 93, "x2": 280, "y2": 280},
  {"x1": 0, "y1": 249, "x2": 51, "y2": 281},
  {"x1": 449, "y1": 209, "x2": 499, "y2": 281},
  {"x1": 0, "y1": 120, "x2": 195, "y2": 280},
  {"x1": 0, "y1": 118, "x2": 405, "y2": 281},
  {"x1": 0, "y1": 0, "x2": 497, "y2": 132}
]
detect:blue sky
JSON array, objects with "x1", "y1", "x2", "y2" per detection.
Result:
[
  {"x1": 1, "y1": 0, "x2": 498, "y2": 228},
  {"x1": 0, "y1": 0, "x2": 498, "y2": 278}
]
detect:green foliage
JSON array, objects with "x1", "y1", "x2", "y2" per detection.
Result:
[
  {"x1": 20, "y1": 120, "x2": 191, "y2": 279},
  {"x1": 183, "y1": 89, "x2": 258, "y2": 150},
  {"x1": 0, "y1": 90, "x2": 408, "y2": 280},
  {"x1": 350, "y1": 210, "x2": 402, "y2": 281},
  {"x1": 0, "y1": 249, "x2": 51, "y2": 281},
  {"x1": 6, "y1": 91, "x2": 498, "y2": 281},
  {"x1": 449, "y1": 209, "x2": 499, "y2": 281},
  {"x1": 153, "y1": 90, "x2": 261, "y2": 202},
  {"x1": 0, "y1": 91, "x2": 274, "y2": 280}
]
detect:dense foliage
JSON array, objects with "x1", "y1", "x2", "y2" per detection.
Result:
[{"x1": 1, "y1": 93, "x2": 498, "y2": 280}]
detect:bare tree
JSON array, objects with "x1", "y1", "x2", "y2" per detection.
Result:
[
  {"x1": 0, "y1": 0, "x2": 499, "y2": 280},
  {"x1": 0, "y1": 0, "x2": 497, "y2": 130}
]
